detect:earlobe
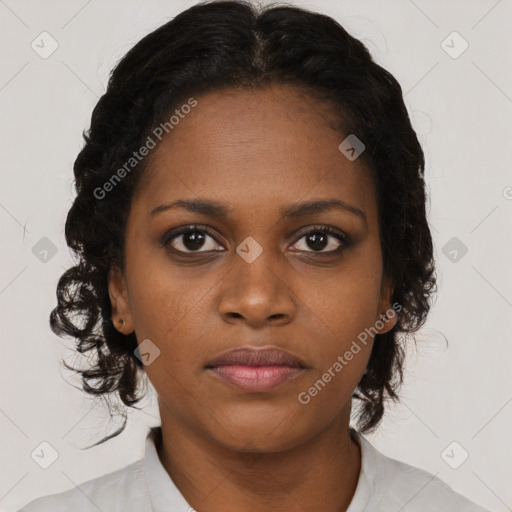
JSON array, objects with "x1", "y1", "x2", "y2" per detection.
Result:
[
  {"x1": 376, "y1": 308, "x2": 398, "y2": 334},
  {"x1": 108, "y1": 266, "x2": 133, "y2": 334},
  {"x1": 377, "y1": 273, "x2": 397, "y2": 334}
]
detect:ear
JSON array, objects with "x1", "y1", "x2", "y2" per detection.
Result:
[
  {"x1": 108, "y1": 265, "x2": 133, "y2": 334},
  {"x1": 376, "y1": 273, "x2": 398, "y2": 335}
]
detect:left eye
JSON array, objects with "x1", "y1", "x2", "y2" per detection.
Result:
[{"x1": 291, "y1": 227, "x2": 347, "y2": 253}]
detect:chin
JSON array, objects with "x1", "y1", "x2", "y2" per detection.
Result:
[{"x1": 205, "y1": 408, "x2": 319, "y2": 454}]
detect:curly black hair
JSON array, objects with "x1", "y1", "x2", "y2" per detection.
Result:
[{"x1": 50, "y1": 0, "x2": 436, "y2": 448}]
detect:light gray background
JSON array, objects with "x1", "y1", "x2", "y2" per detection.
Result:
[{"x1": 1, "y1": 0, "x2": 511, "y2": 511}]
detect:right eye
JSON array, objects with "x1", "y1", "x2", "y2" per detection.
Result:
[{"x1": 162, "y1": 225, "x2": 225, "y2": 254}]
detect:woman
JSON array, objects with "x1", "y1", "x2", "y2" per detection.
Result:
[{"x1": 19, "y1": 1, "x2": 491, "y2": 510}]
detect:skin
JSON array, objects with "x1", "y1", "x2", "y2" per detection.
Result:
[{"x1": 108, "y1": 84, "x2": 397, "y2": 512}]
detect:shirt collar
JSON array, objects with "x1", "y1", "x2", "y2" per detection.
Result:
[
  {"x1": 143, "y1": 426, "x2": 194, "y2": 512},
  {"x1": 346, "y1": 429, "x2": 377, "y2": 511}
]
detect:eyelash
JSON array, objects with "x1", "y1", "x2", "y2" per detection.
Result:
[{"x1": 161, "y1": 224, "x2": 351, "y2": 256}]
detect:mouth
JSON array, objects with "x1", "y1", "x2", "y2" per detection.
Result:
[{"x1": 205, "y1": 346, "x2": 307, "y2": 392}]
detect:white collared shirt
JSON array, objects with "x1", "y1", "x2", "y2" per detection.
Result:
[{"x1": 18, "y1": 426, "x2": 490, "y2": 512}]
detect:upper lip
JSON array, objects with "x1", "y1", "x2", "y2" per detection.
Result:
[{"x1": 205, "y1": 346, "x2": 306, "y2": 368}]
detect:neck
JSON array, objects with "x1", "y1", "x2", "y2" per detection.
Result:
[{"x1": 156, "y1": 404, "x2": 361, "y2": 512}]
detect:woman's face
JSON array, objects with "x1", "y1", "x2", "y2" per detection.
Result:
[{"x1": 109, "y1": 84, "x2": 395, "y2": 452}]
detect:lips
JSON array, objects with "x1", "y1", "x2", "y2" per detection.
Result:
[
  {"x1": 205, "y1": 346, "x2": 307, "y2": 392},
  {"x1": 205, "y1": 347, "x2": 305, "y2": 369}
]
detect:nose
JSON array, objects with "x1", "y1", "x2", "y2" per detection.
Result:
[{"x1": 217, "y1": 251, "x2": 297, "y2": 328}]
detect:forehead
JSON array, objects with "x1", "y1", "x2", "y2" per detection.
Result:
[{"x1": 132, "y1": 85, "x2": 376, "y2": 222}]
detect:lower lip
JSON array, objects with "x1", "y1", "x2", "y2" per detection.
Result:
[{"x1": 207, "y1": 365, "x2": 304, "y2": 392}]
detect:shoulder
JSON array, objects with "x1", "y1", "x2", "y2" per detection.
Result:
[
  {"x1": 17, "y1": 459, "x2": 146, "y2": 512},
  {"x1": 358, "y1": 435, "x2": 491, "y2": 512}
]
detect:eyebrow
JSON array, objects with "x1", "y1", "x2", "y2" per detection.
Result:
[{"x1": 149, "y1": 198, "x2": 367, "y2": 223}]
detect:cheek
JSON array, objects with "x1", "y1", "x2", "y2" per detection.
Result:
[
  {"x1": 294, "y1": 244, "x2": 383, "y2": 393},
  {"x1": 126, "y1": 260, "x2": 219, "y2": 378},
  {"x1": 296, "y1": 295, "x2": 375, "y2": 417},
  {"x1": 125, "y1": 237, "x2": 201, "y2": 337},
  {"x1": 298, "y1": 242, "x2": 384, "y2": 339}
]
